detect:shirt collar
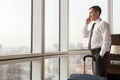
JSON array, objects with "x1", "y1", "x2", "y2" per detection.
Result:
[{"x1": 94, "y1": 18, "x2": 101, "y2": 23}]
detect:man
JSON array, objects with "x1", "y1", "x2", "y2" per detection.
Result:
[{"x1": 82, "y1": 5, "x2": 111, "y2": 77}]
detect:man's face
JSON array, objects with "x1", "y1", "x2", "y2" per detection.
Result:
[{"x1": 89, "y1": 8, "x2": 99, "y2": 21}]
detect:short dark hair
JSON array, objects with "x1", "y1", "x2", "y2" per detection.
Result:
[{"x1": 89, "y1": 5, "x2": 102, "y2": 15}]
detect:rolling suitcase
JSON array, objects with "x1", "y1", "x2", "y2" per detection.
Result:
[{"x1": 68, "y1": 55, "x2": 107, "y2": 80}]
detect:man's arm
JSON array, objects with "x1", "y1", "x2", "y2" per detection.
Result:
[
  {"x1": 99, "y1": 22, "x2": 111, "y2": 57},
  {"x1": 82, "y1": 17, "x2": 91, "y2": 38}
]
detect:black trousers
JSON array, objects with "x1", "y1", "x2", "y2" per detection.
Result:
[{"x1": 91, "y1": 48, "x2": 108, "y2": 77}]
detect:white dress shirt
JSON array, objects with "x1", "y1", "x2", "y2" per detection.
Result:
[{"x1": 83, "y1": 18, "x2": 111, "y2": 57}]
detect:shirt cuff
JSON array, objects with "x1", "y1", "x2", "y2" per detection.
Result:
[{"x1": 99, "y1": 50, "x2": 106, "y2": 57}]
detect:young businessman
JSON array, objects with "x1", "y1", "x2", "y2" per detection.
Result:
[{"x1": 82, "y1": 5, "x2": 111, "y2": 77}]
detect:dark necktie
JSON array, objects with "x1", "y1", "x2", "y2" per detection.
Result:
[{"x1": 88, "y1": 23, "x2": 96, "y2": 49}]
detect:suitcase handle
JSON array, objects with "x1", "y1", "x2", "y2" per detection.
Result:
[
  {"x1": 83, "y1": 55, "x2": 96, "y2": 74},
  {"x1": 83, "y1": 55, "x2": 96, "y2": 62}
]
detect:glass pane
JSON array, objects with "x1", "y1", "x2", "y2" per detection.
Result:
[
  {"x1": 45, "y1": 58, "x2": 59, "y2": 80},
  {"x1": 45, "y1": 0, "x2": 59, "y2": 52},
  {"x1": 113, "y1": 0, "x2": 120, "y2": 34},
  {"x1": 69, "y1": 0, "x2": 108, "y2": 50},
  {"x1": 69, "y1": 54, "x2": 92, "y2": 75},
  {"x1": 0, "y1": 0, "x2": 31, "y2": 55},
  {"x1": 0, "y1": 62, "x2": 30, "y2": 80}
]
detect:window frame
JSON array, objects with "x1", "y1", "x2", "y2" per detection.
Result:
[{"x1": 0, "y1": 0, "x2": 69, "y2": 80}]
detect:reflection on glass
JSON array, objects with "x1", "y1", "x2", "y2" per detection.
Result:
[
  {"x1": 0, "y1": 0, "x2": 31, "y2": 55},
  {"x1": 45, "y1": 0, "x2": 59, "y2": 52},
  {"x1": 45, "y1": 58, "x2": 59, "y2": 80},
  {"x1": 69, "y1": 0, "x2": 108, "y2": 50},
  {"x1": 113, "y1": 0, "x2": 120, "y2": 34},
  {"x1": 69, "y1": 54, "x2": 92, "y2": 75},
  {"x1": 0, "y1": 62, "x2": 30, "y2": 80}
]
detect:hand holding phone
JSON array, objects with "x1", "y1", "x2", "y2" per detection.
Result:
[{"x1": 86, "y1": 16, "x2": 91, "y2": 25}]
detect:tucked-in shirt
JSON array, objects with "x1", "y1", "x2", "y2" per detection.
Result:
[{"x1": 82, "y1": 18, "x2": 111, "y2": 57}]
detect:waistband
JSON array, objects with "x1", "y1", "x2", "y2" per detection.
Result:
[{"x1": 91, "y1": 47, "x2": 101, "y2": 52}]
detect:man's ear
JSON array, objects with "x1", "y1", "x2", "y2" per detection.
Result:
[{"x1": 96, "y1": 11, "x2": 100, "y2": 16}]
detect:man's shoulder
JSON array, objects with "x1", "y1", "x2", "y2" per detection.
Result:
[{"x1": 99, "y1": 20, "x2": 109, "y2": 26}]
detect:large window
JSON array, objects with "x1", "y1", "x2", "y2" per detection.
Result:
[
  {"x1": 0, "y1": 0, "x2": 68, "y2": 80},
  {"x1": 69, "y1": 0, "x2": 108, "y2": 50},
  {"x1": 0, "y1": 0, "x2": 31, "y2": 80},
  {"x1": 45, "y1": 0, "x2": 59, "y2": 52},
  {"x1": 0, "y1": 0, "x2": 31, "y2": 55},
  {"x1": 113, "y1": 0, "x2": 120, "y2": 34},
  {"x1": 0, "y1": 62, "x2": 30, "y2": 80},
  {"x1": 0, "y1": 0, "x2": 115, "y2": 80},
  {"x1": 69, "y1": 54, "x2": 92, "y2": 75},
  {"x1": 45, "y1": 58, "x2": 59, "y2": 80}
]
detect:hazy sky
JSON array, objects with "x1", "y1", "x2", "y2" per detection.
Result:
[{"x1": 0, "y1": 0, "x2": 31, "y2": 47}]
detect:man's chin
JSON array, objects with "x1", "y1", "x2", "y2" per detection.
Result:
[{"x1": 91, "y1": 19, "x2": 95, "y2": 21}]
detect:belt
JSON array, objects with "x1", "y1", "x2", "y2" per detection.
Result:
[{"x1": 91, "y1": 47, "x2": 101, "y2": 53}]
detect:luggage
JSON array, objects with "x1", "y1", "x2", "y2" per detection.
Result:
[
  {"x1": 68, "y1": 73, "x2": 107, "y2": 80},
  {"x1": 68, "y1": 55, "x2": 107, "y2": 80}
]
